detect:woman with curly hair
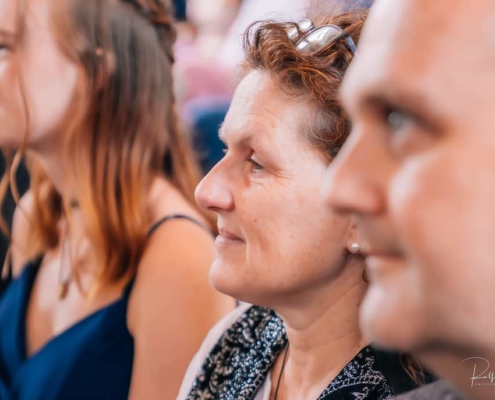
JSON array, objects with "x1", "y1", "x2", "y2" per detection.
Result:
[{"x1": 180, "y1": 8, "x2": 429, "y2": 400}]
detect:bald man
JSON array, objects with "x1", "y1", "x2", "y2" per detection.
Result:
[{"x1": 324, "y1": 0, "x2": 495, "y2": 399}]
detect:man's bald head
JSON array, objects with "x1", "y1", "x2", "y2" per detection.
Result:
[{"x1": 324, "y1": 1, "x2": 495, "y2": 396}]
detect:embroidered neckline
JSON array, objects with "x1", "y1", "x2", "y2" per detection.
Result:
[{"x1": 187, "y1": 306, "x2": 392, "y2": 400}]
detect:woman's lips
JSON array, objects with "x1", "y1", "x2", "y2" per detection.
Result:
[{"x1": 216, "y1": 228, "x2": 245, "y2": 245}]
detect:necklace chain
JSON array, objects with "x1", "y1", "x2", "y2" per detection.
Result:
[
  {"x1": 58, "y1": 219, "x2": 72, "y2": 299},
  {"x1": 273, "y1": 341, "x2": 289, "y2": 400}
]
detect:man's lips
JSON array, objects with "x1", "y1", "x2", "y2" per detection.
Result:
[{"x1": 363, "y1": 252, "x2": 405, "y2": 281}]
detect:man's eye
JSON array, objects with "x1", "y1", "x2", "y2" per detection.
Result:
[
  {"x1": 0, "y1": 44, "x2": 10, "y2": 55},
  {"x1": 387, "y1": 110, "x2": 412, "y2": 133}
]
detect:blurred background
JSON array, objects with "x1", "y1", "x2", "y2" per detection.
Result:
[{"x1": 0, "y1": 0, "x2": 373, "y2": 294}]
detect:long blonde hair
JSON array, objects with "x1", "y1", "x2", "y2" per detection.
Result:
[{"x1": 3, "y1": 0, "x2": 212, "y2": 291}]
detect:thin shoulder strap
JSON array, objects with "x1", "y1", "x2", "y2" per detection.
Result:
[
  {"x1": 123, "y1": 214, "x2": 213, "y2": 298},
  {"x1": 147, "y1": 214, "x2": 213, "y2": 237}
]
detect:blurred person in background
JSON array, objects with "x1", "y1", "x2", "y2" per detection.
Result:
[
  {"x1": 308, "y1": 0, "x2": 373, "y2": 15},
  {"x1": 0, "y1": 0, "x2": 234, "y2": 399},
  {"x1": 175, "y1": 0, "x2": 309, "y2": 173},
  {"x1": 325, "y1": 0, "x2": 495, "y2": 399},
  {"x1": 178, "y1": 9, "x2": 429, "y2": 400},
  {"x1": 173, "y1": 0, "x2": 186, "y2": 21}
]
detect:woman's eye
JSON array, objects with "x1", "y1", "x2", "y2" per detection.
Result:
[{"x1": 248, "y1": 157, "x2": 263, "y2": 173}]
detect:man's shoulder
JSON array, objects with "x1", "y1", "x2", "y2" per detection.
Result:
[{"x1": 394, "y1": 381, "x2": 464, "y2": 400}]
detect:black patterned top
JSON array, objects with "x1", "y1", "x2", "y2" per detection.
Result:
[{"x1": 182, "y1": 305, "x2": 407, "y2": 400}]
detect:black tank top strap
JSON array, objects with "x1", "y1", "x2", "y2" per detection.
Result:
[
  {"x1": 122, "y1": 275, "x2": 137, "y2": 298},
  {"x1": 122, "y1": 214, "x2": 213, "y2": 299},
  {"x1": 147, "y1": 214, "x2": 213, "y2": 237}
]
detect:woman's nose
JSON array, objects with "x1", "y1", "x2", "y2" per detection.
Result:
[{"x1": 195, "y1": 162, "x2": 235, "y2": 213}]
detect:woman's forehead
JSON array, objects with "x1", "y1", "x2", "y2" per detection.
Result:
[
  {"x1": 0, "y1": 0, "x2": 54, "y2": 39},
  {"x1": 222, "y1": 71, "x2": 310, "y2": 144}
]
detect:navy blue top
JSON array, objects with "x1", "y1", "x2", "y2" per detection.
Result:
[
  {"x1": 0, "y1": 214, "x2": 208, "y2": 399},
  {"x1": 0, "y1": 260, "x2": 135, "y2": 400}
]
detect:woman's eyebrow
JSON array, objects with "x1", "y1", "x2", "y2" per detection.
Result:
[{"x1": 218, "y1": 124, "x2": 270, "y2": 148}]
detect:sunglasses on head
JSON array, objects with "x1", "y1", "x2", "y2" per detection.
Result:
[{"x1": 288, "y1": 18, "x2": 358, "y2": 55}]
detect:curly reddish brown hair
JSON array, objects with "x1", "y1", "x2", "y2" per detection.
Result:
[{"x1": 240, "y1": 9, "x2": 367, "y2": 160}]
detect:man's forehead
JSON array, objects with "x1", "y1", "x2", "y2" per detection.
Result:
[
  {"x1": 365, "y1": 0, "x2": 495, "y2": 65},
  {"x1": 366, "y1": 0, "x2": 495, "y2": 40},
  {"x1": 343, "y1": 0, "x2": 495, "y2": 108}
]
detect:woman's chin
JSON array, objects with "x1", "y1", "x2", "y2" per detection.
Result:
[
  {"x1": 209, "y1": 260, "x2": 243, "y2": 298},
  {"x1": 209, "y1": 263, "x2": 262, "y2": 305}
]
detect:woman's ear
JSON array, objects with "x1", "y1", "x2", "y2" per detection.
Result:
[
  {"x1": 346, "y1": 218, "x2": 361, "y2": 255},
  {"x1": 95, "y1": 48, "x2": 116, "y2": 91}
]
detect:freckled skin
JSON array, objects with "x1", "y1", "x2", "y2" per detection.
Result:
[{"x1": 196, "y1": 70, "x2": 360, "y2": 308}]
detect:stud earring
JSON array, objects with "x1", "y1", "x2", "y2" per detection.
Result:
[{"x1": 350, "y1": 242, "x2": 360, "y2": 254}]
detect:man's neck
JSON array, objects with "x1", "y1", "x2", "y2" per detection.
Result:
[{"x1": 418, "y1": 347, "x2": 495, "y2": 400}]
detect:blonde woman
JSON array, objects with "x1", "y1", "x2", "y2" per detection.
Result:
[{"x1": 0, "y1": 0, "x2": 234, "y2": 399}]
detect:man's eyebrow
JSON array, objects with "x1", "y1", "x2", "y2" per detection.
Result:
[
  {"x1": 362, "y1": 89, "x2": 426, "y2": 110},
  {"x1": 0, "y1": 29, "x2": 16, "y2": 40},
  {"x1": 357, "y1": 86, "x2": 444, "y2": 133}
]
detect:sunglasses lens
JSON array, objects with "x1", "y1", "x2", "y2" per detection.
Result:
[
  {"x1": 287, "y1": 18, "x2": 314, "y2": 41},
  {"x1": 298, "y1": 18, "x2": 314, "y2": 33},
  {"x1": 296, "y1": 25, "x2": 342, "y2": 53}
]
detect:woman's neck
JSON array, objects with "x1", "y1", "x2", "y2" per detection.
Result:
[
  {"x1": 272, "y1": 264, "x2": 369, "y2": 399},
  {"x1": 30, "y1": 142, "x2": 70, "y2": 198}
]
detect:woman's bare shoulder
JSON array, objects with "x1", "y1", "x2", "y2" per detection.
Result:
[
  {"x1": 147, "y1": 177, "x2": 208, "y2": 227},
  {"x1": 125, "y1": 178, "x2": 234, "y2": 398}
]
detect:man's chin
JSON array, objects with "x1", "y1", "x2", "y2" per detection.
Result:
[{"x1": 359, "y1": 285, "x2": 425, "y2": 352}]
